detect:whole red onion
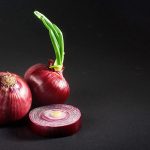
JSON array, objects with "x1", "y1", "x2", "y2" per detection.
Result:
[
  {"x1": 29, "y1": 104, "x2": 81, "y2": 137},
  {"x1": 0, "y1": 72, "x2": 32, "y2": 124},
  {"x1": 24, "y1": 11, "x2": 70, "y2": 105},
  {"x1": 25, "y1": 61, "x2": 70, "y2": 105}
]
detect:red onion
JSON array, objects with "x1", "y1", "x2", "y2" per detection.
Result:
[
  {"x1": 25, "y1": 62, "x2": 70, "y2": 105},
  {"x1": 24, "y1": 11, "x2": 70, "y2": 105},
  {"x1": 0, "y1": 72, "x2": 32, "y2": 124},
  {"x1": 29, "y1": 104, "x2": 81, "y2": 137}
]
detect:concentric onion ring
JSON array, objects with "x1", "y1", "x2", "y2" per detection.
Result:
[{"x1": 29, "y1": 104, "x2": 81, "y2": 137}]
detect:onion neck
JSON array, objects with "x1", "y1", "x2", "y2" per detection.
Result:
[
  {"x1": 0, "y1": 73, "x2": 16, "y2": 88},
  {"x1": 34, "y1": 11, "x2": 65, "y2": 71}
]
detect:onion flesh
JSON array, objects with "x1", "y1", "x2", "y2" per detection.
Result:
[{"x1": 29, "y1": 104, "x2": 81, "y2": 137}]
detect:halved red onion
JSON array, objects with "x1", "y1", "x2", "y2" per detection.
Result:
[{"x1": 29, "y1": 104, "x2": 81, "y2": 137}]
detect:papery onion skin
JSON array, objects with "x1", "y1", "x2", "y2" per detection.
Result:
[
  {"x1": 0, "y1": 72, "x2": 32, "y2": 124},
  {"x1": 24, "y1": 62, "x2": 70, "y2": 106},
  {"x1": 29, "y1": 104, "x2": 81, "y2": 137}
]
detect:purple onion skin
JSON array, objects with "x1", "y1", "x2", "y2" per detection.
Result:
[
  {"x1": 24, "y1": 63, "x2": 70, "y2": 106},
  {"x1": 0, "y1": 72, "x2": 32, "y2": 125},
  {"x1": 30, "y1": 117, "x2": 81, "y2": 137}
]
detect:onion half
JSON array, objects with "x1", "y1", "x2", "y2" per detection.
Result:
[{"x1": 29, "y1": 104, "x2": 81, "y2": 137}]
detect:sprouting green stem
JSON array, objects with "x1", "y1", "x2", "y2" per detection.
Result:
[
  {"x1": 34, "y1": 11, "x2": 59, "y2": 41},
  {"x1": 34, "y1": 10, "x2": 65, "y2": 71},
  {"x1": 49, "y1": 30, "x2": 61, "y2": 65},
  {"x1": 53, "y1": 24, "x2": 64, "y2": 64}
]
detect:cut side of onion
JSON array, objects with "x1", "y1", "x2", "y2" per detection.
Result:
[{"x1": 29, "y1": 104, "x2": 81, "y2": 137}]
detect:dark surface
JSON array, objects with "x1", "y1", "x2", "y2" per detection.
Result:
[{"x1": 0, "y1": 0, "x2": 150, "y2": 150}]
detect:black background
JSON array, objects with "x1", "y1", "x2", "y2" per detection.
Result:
[{"x1": 0, "y1": 0, "x2": 150, "y2": 150}]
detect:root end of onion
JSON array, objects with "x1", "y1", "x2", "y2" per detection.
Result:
[{"x1": 0, "y1": 73, "x2": 16, "y2": 88}]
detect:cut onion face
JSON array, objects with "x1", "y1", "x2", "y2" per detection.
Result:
[{"x1": 29, "y1": 104, "x2": 81, "y2": 137}]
